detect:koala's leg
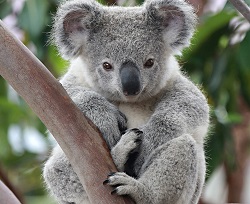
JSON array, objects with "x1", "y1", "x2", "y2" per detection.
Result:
[
  {"x1": 105, "y1": 134, "x2": 203, "y2": 204},
  {"x1": 43, "y1": 145, "x2": 90, "y2": 204}
]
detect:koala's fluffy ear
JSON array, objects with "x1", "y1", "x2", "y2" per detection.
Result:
[
  {"x1": 52, "y1": 0, "x2": 101, "y2": 59},
  {"x1": 144, "y1": 0, "x2": 197, "y2": 54}
]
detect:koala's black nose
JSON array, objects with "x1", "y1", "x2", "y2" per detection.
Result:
[{"x1": 120, "y1": 61, "x2": 141, "y2": 96}]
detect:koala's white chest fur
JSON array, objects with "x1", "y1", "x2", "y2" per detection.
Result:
[{"x1": 115, "y1": 99, "x2": 157, "y2": 129}]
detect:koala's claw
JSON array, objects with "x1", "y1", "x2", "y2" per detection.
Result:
[
  {"x1": 130, "y1": 128, "x2": 143, "y2": 135},
  {"x1": 103, "y1": 179, "x2": 109, "y2": 185},
  {"x1": 111, "y1": 188, "x2": 117, "y2": 195},
  {"x1": 104, "y1": 172, "x2": 140, "y2": 196},
  {"x1": 123, "y1": 128, "x2": 143, "y2": 135},
  {"x1": 120, "y1": 127, "x2": 142, "y2": 136},
  {"x1": 103, "y1": 172, "x2": 117, "y2": 185},
  {"x1": 108, "y1": 172, "x2": 116, "y2": 177}
]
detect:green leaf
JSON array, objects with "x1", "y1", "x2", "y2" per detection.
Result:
[
  {"x1": 26, "y1": 195, "x2": 56, "y2": 204},
  {"x1": 208, "y1": 50, "x2": 229, "y2": 94},
  {"x1": 46, "y1": 45, "x2": 68, "y2": 77},
  {"x1": 183, "y1": 11, "x2": 236, "y2": 60},
  {"x1": 0, "y1": 128, "x2": 12, "y2": 160},
  {"x1": 193, "y1": 11, "x2": 235, "y2": 47},
  {"x1": 18, "y1": 0, "x2": 49, "y2": 41},
  {"x1": 227, "y1": 112, "x2": 243, "y2": 124},
  {"x1": 0, "y1": 98, "x2": 26, "y2": 124},
  {"x1": 237, "y1": 31, "x2": 250, "y2": 105},
  {"x1": 136, "y1": 0, "x2": 145, "y2": 5},
  {"x1": 0, "y1": 1, "x2": 12, "y2": 19},
  {"x1": 0, "y1": 77, "x2": 7, "y2": 96},
  {"x1": 238, "y1": 32, "x2": 250, "y2": 70}
]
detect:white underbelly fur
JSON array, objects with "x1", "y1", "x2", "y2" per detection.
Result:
[{"x1": 117, "y1": 102, "x2": 154, "y2": 129}]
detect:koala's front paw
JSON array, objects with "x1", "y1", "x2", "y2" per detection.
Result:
[
  {"x1": 103, "y1": 172, "x2": 143, "y2": 198},
  {"x1": 119, "y1": 128, "x2": 143, "y2": 155},
  {"x1": 111, "y1": 128, "x2": 143, "y2": 172},
  {"x1": 71, "y1": 91, "x2": 127, "y2": 147}
]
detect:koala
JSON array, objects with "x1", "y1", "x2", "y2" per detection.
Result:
[{"x1": 43, "y1": 0, "x2": 210, "y2": 203}]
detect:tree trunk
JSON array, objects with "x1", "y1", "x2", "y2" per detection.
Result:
[
  {"x1": 226, "y1": 97, "x2": 250, "y2": 202},
  {"x1": 0, "y1": 164, "x2": 24, "y2": 203},
  {"x1": 0, "y1": 20, "x2": 134, "y2": 204},
  {"x1": 0, "y1": 181, "x2": 21, "y2": 204}
]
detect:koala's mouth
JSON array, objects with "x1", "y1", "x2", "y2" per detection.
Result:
[
  {"x1": 121, "y1": 87, "x2": 145, "y2": 102},
  {"x1": 123, "y1": 89, "x2": 140, "y2": 97},
  {"x1": 123, "y1": 95, "x2": 140, "y2": 103}
]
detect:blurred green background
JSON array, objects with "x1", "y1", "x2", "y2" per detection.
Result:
[{"x1": 0, "y1": 0, "x2": 250, "y2": 203}]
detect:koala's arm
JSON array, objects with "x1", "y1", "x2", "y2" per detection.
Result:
[
  {"x1": 144, "y1": 76, "x2": 209, "y2": 145},
  {"x1": 106, "y1": 76, "x2": 209, "y2": 204},
  {"x1": 59, "y1": 61, "x2": 127, "y2": 148}
]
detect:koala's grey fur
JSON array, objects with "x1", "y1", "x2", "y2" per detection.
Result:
[{"x1": 43, "y1": 0, "x2": 209, "y2": 203}]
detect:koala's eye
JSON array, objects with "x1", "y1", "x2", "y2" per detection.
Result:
[
  {"x1": 144, "y1": 59, "x2": 154, "y2": 68},
  {"x1": 103, "y1": 62, "x2": 113, "y2": 71}
]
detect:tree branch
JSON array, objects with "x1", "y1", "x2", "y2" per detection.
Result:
[
  {"x1": 229, "y1": 0, "x2": 250, "y2": 23},
  {"x1": 0, "y1": 20, "x2": 133, "y2": 204},
  {"x1": 0, "y1": 164, "x2": 24, "y2": 203},
  {"x1": 0, "y1": 181, "x2": 21, "y2": 204}
]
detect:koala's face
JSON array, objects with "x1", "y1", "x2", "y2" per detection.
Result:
[
  {"x1": 84, "y1": 9, "x2": 169, "y2": 101},
  {"x1": 53, "y1": 0, "x2": 196, "y2": 102}
]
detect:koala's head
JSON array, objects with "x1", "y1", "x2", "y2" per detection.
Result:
[{"x1": 53, "y1": 0, "x2": 196, "y2": 102}]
